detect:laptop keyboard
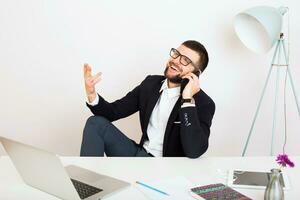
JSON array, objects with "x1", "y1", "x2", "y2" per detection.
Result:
[{"x1": 71, "y1": 178, "x2": 103, "y2": 199}]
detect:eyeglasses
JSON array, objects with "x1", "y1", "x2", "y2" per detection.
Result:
[{"x1": 169, "y1": 48, "x2": 196, "y2": 67}]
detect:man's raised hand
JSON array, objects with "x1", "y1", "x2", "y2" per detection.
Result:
[{"x1": 83, "y1": 63, "x2": 102, "y2": 103}]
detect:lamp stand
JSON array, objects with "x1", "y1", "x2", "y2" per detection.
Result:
[{"x1": 242, "y1": 33, "x2": 300, "y2": 156}]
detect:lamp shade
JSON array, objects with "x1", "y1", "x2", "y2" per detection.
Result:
[{"x1": 234, "y1": 6, "x2": 283, "y2": 54}]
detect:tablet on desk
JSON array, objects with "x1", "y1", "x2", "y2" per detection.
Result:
[{"x1": 227, "y1": 169, "x2": 290, "y2": 190}]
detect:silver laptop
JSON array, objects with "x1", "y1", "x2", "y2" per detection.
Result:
[{"x1": 0, "y1": 136, "x2": 130, "y2": 200}]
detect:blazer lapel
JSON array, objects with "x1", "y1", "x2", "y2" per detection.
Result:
[{"x1": 142, "y1": 84, "x2": 163, "y2": 133}]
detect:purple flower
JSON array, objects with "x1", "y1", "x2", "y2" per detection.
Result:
[{"x1": 276, "y1": 154, "x2": 295, "y2": 168}]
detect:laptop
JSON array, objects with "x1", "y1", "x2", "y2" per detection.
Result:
[{"x1": 0, "y1": 136, "x2": 130, "y2": 200}]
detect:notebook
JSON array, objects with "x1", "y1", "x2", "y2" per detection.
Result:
[{"x1": 190, "y1": 183, "x2": 252, "y2": 200}]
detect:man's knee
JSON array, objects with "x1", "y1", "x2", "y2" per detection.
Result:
[
  {"x1": 85, "y1": 116, "x2": 110, "y2": 127},
  {"x1": 83, "y1": 116, "x2": 111, "y2": 138}
]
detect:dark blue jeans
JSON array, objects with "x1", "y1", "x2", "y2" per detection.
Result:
[{"x1": 80, "y1": 116, "x2": 152, "y2": 157}]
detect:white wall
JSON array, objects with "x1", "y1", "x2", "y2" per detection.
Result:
[{"x1": 0, "y1": 0, "x2": 299, "y2": 156}]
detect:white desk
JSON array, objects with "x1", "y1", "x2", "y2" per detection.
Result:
[{"x1": 0, "y1": 156, "x2": 299, "y2": 199}]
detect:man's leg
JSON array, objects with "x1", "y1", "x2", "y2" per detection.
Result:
[{"x1": 80, "y1": 116, "x2": 150, "y2": 157}]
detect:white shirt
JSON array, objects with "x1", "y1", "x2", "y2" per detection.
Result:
[
  {"x1": 143, "y1": 80, "x2": 181, "y2": 156},
  {"x1": 87, "y1": 79, "x2": 195, "y2": 157}
]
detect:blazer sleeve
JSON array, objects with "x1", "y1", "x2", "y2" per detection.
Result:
[
  {"x1": 179, "y1": 98, "x2": 215, "y2": 158},
  {"x1": 86, "y1": 76, "x2": 149, "y2": 121}
]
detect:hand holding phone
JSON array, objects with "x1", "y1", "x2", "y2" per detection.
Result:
[{"x1": 180, "y1": 71, "x2": 201, "y2": 96}]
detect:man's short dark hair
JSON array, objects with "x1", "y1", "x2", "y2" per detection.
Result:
[{"x1": 182, "y1": 40, "x2": 209, "y2": 72}]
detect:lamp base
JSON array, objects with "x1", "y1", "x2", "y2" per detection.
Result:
[{"x1": 242, "y1": 37, "x2": 300, "y2": 156}]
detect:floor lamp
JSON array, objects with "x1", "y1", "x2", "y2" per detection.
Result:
[{"x1": 234, "y1": 6, "x2": 300, "y2": 156}]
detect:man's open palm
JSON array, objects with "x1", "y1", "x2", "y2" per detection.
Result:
[{"x1": 84, "y1": 63, "x2": 101, "y2": 101}]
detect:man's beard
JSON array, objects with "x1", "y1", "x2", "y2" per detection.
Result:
[{"x1": 164, "y1": 62, "x2": 182, "y2": 84}]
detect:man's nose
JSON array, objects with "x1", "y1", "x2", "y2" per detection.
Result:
[{"x1": 172, "y1": 56, "x2": 181, "y2": 66}]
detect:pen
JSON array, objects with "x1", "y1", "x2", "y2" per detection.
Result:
[{"x1": 135, "y1": 181, "x2": 169, "y2": 196}]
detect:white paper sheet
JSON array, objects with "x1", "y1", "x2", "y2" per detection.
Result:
[{"x1": 134, "y1": 176, "x2": 195, "y2": 200}]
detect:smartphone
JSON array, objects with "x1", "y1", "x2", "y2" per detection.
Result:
[{"x1": 180, "y1": 70, "x2": 200, "y2": 94}]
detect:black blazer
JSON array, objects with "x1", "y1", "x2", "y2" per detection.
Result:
[{"x1": 86, "y1": 75, "x2": 215, "y2": 158}]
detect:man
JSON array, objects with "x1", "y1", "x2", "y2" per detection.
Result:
[{"x1": 80, "y1": 40, "x2": 215, "y2": 158}]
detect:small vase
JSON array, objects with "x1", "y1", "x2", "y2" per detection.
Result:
[{"x1": 264, "y1": 168, "x2": 284, "y2": 200}]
